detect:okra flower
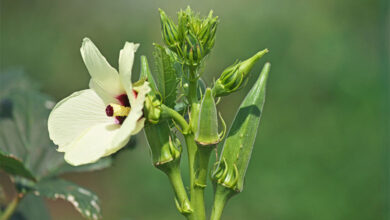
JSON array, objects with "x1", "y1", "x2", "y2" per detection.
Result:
[{"x1": 48, "y1": 38, "x2": 150, "y2": 166}]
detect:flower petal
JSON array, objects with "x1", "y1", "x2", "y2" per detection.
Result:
[
  {"x1": 119, "y1": 42, "x2": 140, "y2": 106},
  {"x1": 89, "y1": 79, "x2": 119, "y2": 105},
  {"x1": 132, "y1": 118, "x2": 145, "y2": 135},
  {"x1": 48, "y1": 89, "x2": 112, "y2": 152},
  {"x1": 81, "y1": 38, "x2": 124, "y2": 98},
  {"x1": 64, "y1": 122, "x2": 121, "y2": 166},
  {"x1": 109, "y1": 82, "x2": 151, "y2": 155}
]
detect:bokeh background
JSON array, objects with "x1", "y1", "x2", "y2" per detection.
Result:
[{"x1": 1, "y1": 0, "x2": 389, "y2": 219}]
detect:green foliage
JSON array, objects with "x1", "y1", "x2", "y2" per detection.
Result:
[
  {"x1": 0, "y1": 89, "x2": 63, "y2": 179},
  {"x1": 14, "y1": 194, "x2": 51, "y2": 220},
  {"x1": 0, "y1": 70, "x2": 38, "y2": 100},
  {"x1": 213, "y1": 63, "x2": 270, "y2": 193},
  {"x1": 0, "y1": 71, "x2": 110, "y2": 219},
  {"x1": 153, "y1": 44, "x2": 178, "y2": 108},
  {"x1": 140, "y1": 55, "x2": 158, "y2": 96},
  {"x1": 0, "y1": 152, "x2": 35, "y2": 181},
  {"x1": 33, "y1": 179, "x2": 101, "y2": 220},
  {"x1": 52, "y1": 158, "x2": 112, "y2": 176}
]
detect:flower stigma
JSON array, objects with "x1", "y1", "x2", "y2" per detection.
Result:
[
  {"x1": 105, "y1": 104, "x2": 131, "y2": 117},
  {"x1": 105, "y1": 90, "x2": 139, "y2": 124}
]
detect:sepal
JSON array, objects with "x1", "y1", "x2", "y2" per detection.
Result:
[
  {"x1": 174, "y1": 197, "x2": 193, "y2": 215},
  {"x1": 144, "y1": 121, "x2": 182, "y2": 170}
]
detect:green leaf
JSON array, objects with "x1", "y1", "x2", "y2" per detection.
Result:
[
  {"x1": 213, "y1": 63, "x2": 270, "y2": 192},
  {"x1": 0, "y1": 90, "x2": 64, "y2": 179},
  {"x1": 13, "y1": 194, "x2": 51, "y2": 220},
  {"x1": 53, "y1": 157, "x2": 112, "y2": 176},
  {"x1": 0, "y1": 71, "x2": 108, "y2": 220},
  {"x1": 33, "y1": 178, "x2": 101, "y2": 220},
  {"x1": 0, "y1": 72, "x2": 112, "y2": 180},
  {"x1": 140, "y1": 55, "x2": 158, "y2": 95},
  {"x1": 0, "y1": 70, "x2": 38, "y2": 101},
  {"x1": 0, "y1": 151, "x2": 35, "y2": 181},
  {"x1": 153, "y1": 44, "x2": 177, "y2": 108}
]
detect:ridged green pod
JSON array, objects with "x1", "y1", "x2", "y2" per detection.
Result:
[
  {"x1": 144, "y1": 121, "x2": 181, "y2": 169},
  {"x1": 195, "y1": 88, "x2": 220, "y2": 145},
  {"x1": 144, "y1": 121, "x2": 191, "y2": 215},
  {"x1": 212, "y1": 62, "x2": 270, "y2": 192}
]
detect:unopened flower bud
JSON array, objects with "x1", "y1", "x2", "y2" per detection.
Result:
[
  {"x1": 212, "y1": 49, "x2": 268, "y2": 97},
  {"x1": 159, "y1": 9, "x2": 180, "y2": 50},
  {"x1": 160, "y1": 7, "x2": 219, "y2": 67},
  {"x1": 144, "y1": 95, "x2": 161, "y2": 124}
]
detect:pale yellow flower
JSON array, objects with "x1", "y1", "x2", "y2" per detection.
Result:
[{"x1": 48, "y1": 38, "x2": 150, "y2": 166}]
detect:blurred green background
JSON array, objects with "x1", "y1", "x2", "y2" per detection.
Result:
[{"x1": 1, "y1": 0, "x2": 388, "y2": 219}]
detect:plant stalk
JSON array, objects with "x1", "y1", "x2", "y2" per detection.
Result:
[
  {"x1": 0, "y1": 194, "x2": 23, "y2": 220},
  {"x1": 165, "y1": 163, "x2": 192, "y2": 215},
  {"x1": 184, "y1": 134, "x2": 201, "y2": 220},
  {"x1": 210, "y1": 185, "x2": 232, "y2": 220},
  {"x1": 186, "y1": 66, "x2": 209, "y2": 220},
  {"x1": 161, "y1": 104, "x2": 190, "y2": 134},
  {"x1": 192, "y1": 146, "x2": 213, "y2": 220}
]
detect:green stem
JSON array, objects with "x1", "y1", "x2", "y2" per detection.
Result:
[
  {"x1": 1, "y1": 194, "x2": 23, "y2": 220},
  {"x1": 187, "y1": 65, "x2": 199, "y2": 106},
  {"x1": 186, "y1": 67, "x2": 211, "y2": 220},
  {"x1": 195, "y1": 147, "x2": 213, "y2": 188},
  {"x1": 161, "y1": 66, "x2": 209, "y2": 220},
  {"x1": 210, "y1": 185, "x2": 232, "y2": 220},
  {"x1": 192, "y1": 146, "x2": 213, "y2": 220},
  {"x1": 161, "y1": 104, "x2": 190, "y2": 134},
  {"x1": 160, "y1": 104, "x2": 201, "y2": 219},
  {"x1": 165, "y1": 164, "x2": 192, "y2": 215},
  {"x1": 184, "y1": 134, "x2": 199, "y2": 220}
]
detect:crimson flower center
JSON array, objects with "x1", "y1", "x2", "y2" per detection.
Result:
[{"x1": 105, "y1": 91, "x2": 138, "y2": 124}]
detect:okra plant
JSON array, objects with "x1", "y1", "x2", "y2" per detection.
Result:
[{"x1": 0, "y1": 7, "x2": 270, "y2": 220}]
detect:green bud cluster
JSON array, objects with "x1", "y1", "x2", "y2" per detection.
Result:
[
  {"x1": 159, "y1": 7, "x2": 219, "y2": 67},
  {"x1": 212, "y1": 49, "x2": 268, "y2": 97}
]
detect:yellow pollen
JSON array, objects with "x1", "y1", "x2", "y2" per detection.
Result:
[{"x1": 110, "y1": 103, "x2": 131, "y2": 117}]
